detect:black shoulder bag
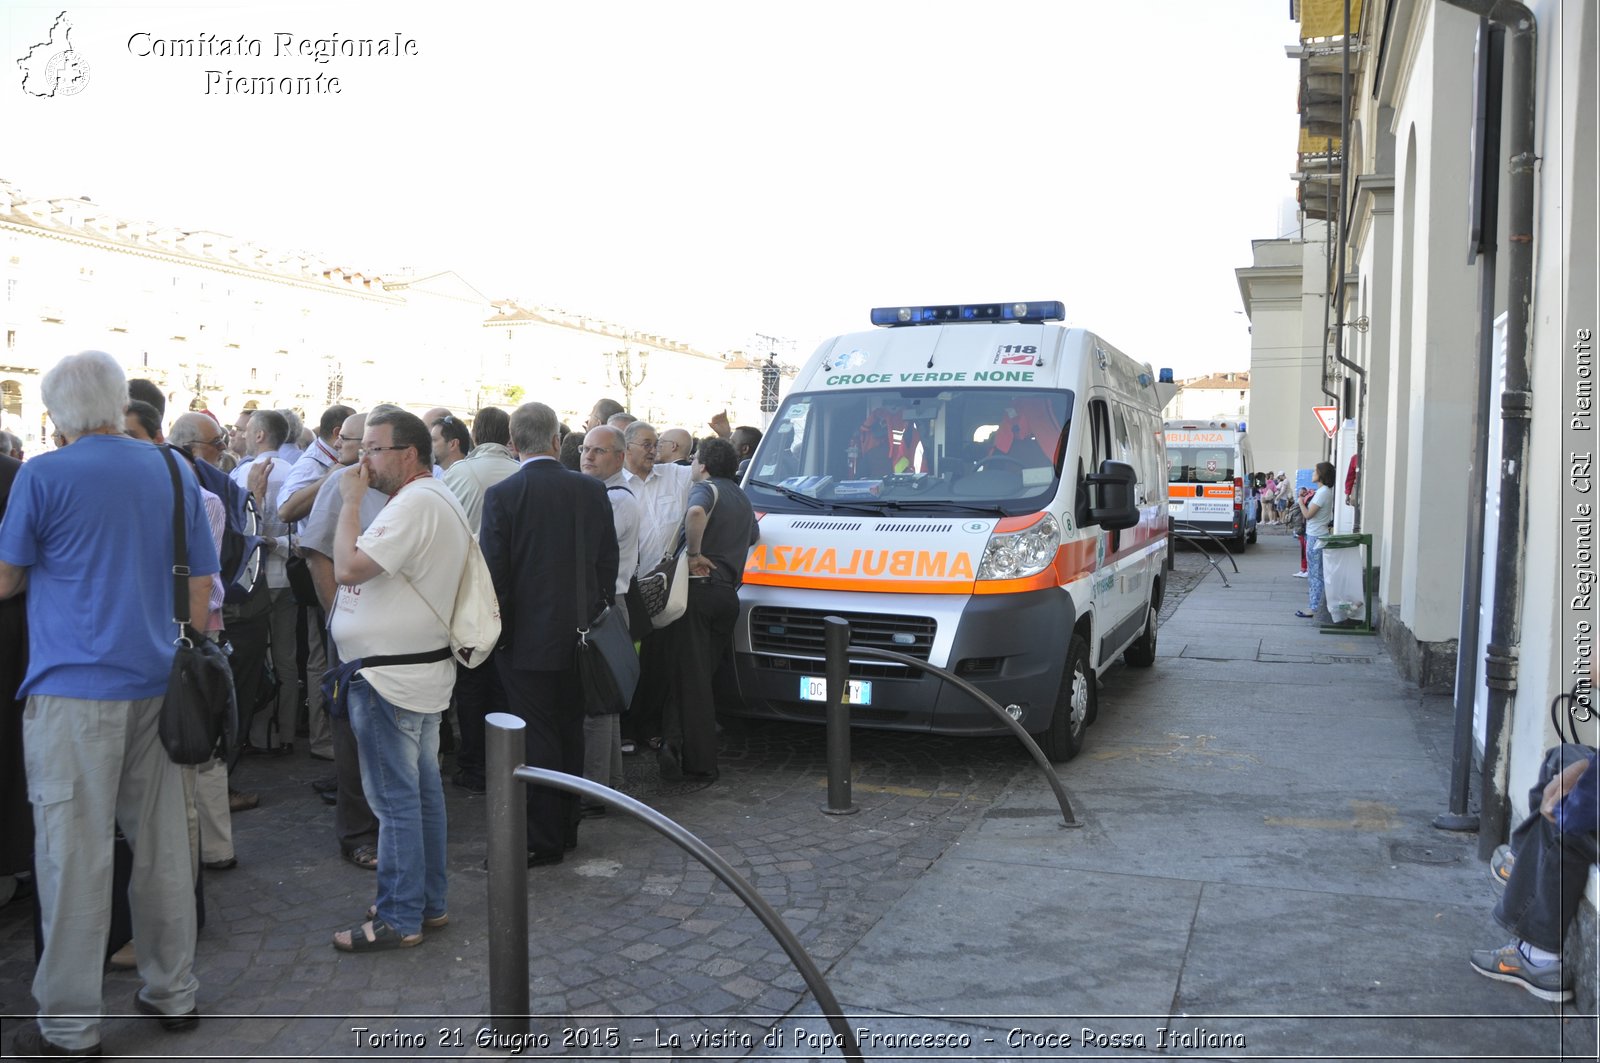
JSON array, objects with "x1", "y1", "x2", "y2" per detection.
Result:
[
  {"x1": 574, "y1": 503, "x2": 640, "y2": 716},
  {"x1": 158, "y1": 446, "x2": 239, "y2": 765}
]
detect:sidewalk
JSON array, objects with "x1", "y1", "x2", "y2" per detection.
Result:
[
  {"x1": 804, "y1": 530, "x2": 1598, "y2": 1060},
  {"x1": 1, "y1": 531, "x2": 1596, "y2": 1060}
]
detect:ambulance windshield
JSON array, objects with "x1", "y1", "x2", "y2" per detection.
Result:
[{"x1": 744, "y1": 388, "x2": 1072, "y2": 516}]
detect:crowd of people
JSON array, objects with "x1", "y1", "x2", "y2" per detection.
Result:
[
  {"x1": 0, "y1": 353, "x2": 1590, "y2": 1055},
  {"x1": 0, "y1": 352, "x2": 762, "y2": 1056}
]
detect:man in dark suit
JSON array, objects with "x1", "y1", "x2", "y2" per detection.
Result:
[{"x1": 480, "y1": 402, "x2": 617, "y2": 866}]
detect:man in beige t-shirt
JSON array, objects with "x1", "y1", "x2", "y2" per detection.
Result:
[{"x1": 328, "y1": 408, "x2": 469, "y2": 952}]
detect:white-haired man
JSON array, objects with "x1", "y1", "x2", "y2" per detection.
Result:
[
  {"x1": 578, "y1": 425, "x2": 641, "y2": 812},
  {"x1": 0, "y1": 351, "x2": 218, "y2": 1056}
]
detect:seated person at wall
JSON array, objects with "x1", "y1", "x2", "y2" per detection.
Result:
[{"x1": 1471, "y1": 743, "x2": 1598, "y2": 1001}]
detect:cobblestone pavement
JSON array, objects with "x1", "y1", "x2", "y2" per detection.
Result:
[{"x1": 0, "y1": 707, "x2": 1047, "y2": 1059}]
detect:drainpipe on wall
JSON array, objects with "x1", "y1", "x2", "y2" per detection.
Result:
[
  {"x1": 1436, "y1": 0, "x2": 1537, "y2": 860},
  {"x1": 1332, "y1": 0, "x2": 1368, "y2": 524},
  {"x1": 1320, "y1": 144, "x2": 1341, "y2": 464},
  {"x1": 1436, "y1": 18, "x2": 1504, "y2": 834}
]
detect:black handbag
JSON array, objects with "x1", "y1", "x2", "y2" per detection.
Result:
[
  {"x1": 285, "y1": 548, "x2": 320, "y2": 608},
  {"x1": 622, "y1": 579, "x2": 653, "y2": 642},
  {"x1": 158, "y1": 447, "x2": 238, "y2": 765},
  {"x1": 573, "y1": 506, "x2": 639, "y2": 717}
]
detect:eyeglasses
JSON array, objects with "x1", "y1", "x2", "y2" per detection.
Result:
[
  {"x1": 338, "y1": 434, "x2": 362, "y2": 443},
  {"x1": 198, "y1": 435, "x2": 226, "y2": 449},
  {"x1": 628, "y1": 441, "x2": 658, "y2": 452},
  {"x1": 577, "y1": 445, "x2": 618, "y2": 457},
  {"x1": 359, "y1": 444, "x2": 408, "y2": 457}
]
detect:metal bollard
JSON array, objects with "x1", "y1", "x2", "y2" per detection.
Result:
[
  {"x1": 485, "y1": 712, "x2": 529, "y2": 1037},
  {"x1": 821, "y1": 616, "x2": 857, "y2": 815}
]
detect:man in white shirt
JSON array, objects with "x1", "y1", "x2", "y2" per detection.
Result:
[
  {"x1": 270, "y1": 405, "x2": 354, "y2": 761},
  {"x1": 620, "y1": 421, "x2": 691, "y2": 753},
  {"x1": 231, "y1": 410, "x2": 298, "y2": 752},
  {"x1": 622, "y1": 420, "x2": 692, "y2": 568},
  {"x1": 578, "y1": 425, "x2": 641, "y2": 813}
]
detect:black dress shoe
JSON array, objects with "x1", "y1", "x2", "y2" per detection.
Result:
[
  {"x1": 526, "y1": 850, "x2": 564, "y2": 868},
  {"x1": 10, "y1": 1022, "x2": 101, "y2": 1057},
  {"x1": 134, "y1": 991, "x2": 200, "y2": 1032},
  {"x1": 657, "y1": 741, "x2": 682, "y2": 780},
  {"x1": 310, "y1": 776, "x2": 338, "y2": 794},
  {"x1": 318, "y1": 790, "x2": 337, "y2": 806}
]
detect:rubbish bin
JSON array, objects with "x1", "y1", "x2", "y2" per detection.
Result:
[{"x1": 1320, "y1": 532, "x2": 1373, "y2": 633}]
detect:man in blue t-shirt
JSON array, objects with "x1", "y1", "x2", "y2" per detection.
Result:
[{"x1": 0, "y1": 350, "x2": 219, "y2": 1057}]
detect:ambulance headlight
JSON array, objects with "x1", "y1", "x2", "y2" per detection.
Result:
[{"x1": 977, "y1": 514, "x2": 1060, "y2": 581}]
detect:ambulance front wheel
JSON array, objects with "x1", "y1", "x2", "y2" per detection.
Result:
[{"x1": 1039, "y1": 634, "x2": 1094, "y2": 762}]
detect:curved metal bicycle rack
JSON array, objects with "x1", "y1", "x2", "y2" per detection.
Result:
[
  {"x1": 828, "y1": 640, "x2": 1081, "y2": 829},
  {"x1": 483, "y1": 713, "x2": 864, "y2": 1063},
  {"x1": 1171, "y1": 521, "x2": 1237, "y2": 586}
]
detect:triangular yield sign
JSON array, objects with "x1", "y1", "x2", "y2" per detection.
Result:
[{"x1": 1312, "y1": 405, "x2": 1339, "y2": 437}]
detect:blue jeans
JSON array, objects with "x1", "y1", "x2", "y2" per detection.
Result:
[
  {"x1": 346, "y1": 677, "x2": 448, "y2": 935},
  {"x1": 1306, "y1": 536, "x2": 1326, "y2": 612}
]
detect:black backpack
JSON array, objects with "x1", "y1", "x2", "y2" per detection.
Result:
[{"x1": 173, "y1": 446, "x2": 266, "y2": 603}]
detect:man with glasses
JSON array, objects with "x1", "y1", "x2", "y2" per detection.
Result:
[
  {"x1": 621, "y1": 421, "x2": 692, "y2": 753},
  {"x1": 578, "y1": 425, "x2": 641, "y2": 812},
  {"x1": 276, "y1": 405, "x2": 355, "y2": 524},
  {"x1": 656, "y1": 427, "x2": 694, "y2": 466},
  {"x1": 298, "y1": 411, "x2": 385, "y2": 871},
  {"x1": 228, "y1": 410, "x2": 298, "y2": 755},
  {"x1": 268, "y1": 405, "x2": 355, "y2": 765},
  {"x1": 329, "y1": 408, "x2": 468, "y2": 950},
  {"x1": 622, "y1": 421, "x2": 693, "y2": 569}
]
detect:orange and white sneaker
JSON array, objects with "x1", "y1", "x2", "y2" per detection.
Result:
[
  {"x1": 1470, "y1": 941, "x2": 1571, "y2": 1001},
  {"x1": 1489, "y1": 844, "x2": 1515, "y2": 892}
]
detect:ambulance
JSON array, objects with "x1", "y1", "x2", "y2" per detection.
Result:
[
  {"x1": 1162, "y1": 419, "x2": 1257, "y2": 550},
  {"x1": 730, "y1": 300, "x2": 1171, "y2": 762}
]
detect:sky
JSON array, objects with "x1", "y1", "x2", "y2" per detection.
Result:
[{"x1": 3, "y1": 0, "x2": 1303, "y2": 378}]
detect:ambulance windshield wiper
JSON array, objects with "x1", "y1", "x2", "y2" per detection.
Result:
[
  {"x1": 746, "y1": 479, "x2": 880, "y2": 515},
  {"x1": 874, "y1": 500, "x2": 1012, "y2": 516}
]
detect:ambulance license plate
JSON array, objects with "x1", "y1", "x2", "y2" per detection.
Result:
[{"x1": 799, "y1": 676, "x2": 872, "y2": 705}]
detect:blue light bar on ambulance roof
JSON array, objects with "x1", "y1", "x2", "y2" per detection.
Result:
[{"x1": 870, "y1": 301, "x2": 1065, "y2": 327}]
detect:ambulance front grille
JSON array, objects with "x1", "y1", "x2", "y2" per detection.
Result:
[
  {"x1": 870, "y1": 523, "x2": 954, "y2": 533},
  {"x1": 749, "y1": 607, "x2": 937, "y2": 676},
  {"x1": 789, "y1": 520, "x2": 865, "y2": 532}
]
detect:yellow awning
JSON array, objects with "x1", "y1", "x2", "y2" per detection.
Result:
[{"x1": 1300, "y1": 0, "x2": 1364, "y2": 40}]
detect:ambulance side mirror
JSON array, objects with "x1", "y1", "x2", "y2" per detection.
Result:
[{"x1": 1087, "y1": 460, "x2": 1139, "y2": 531}]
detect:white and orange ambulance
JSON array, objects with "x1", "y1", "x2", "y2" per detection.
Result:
[
  {"x1": 1163, "y1": 419, "x2": 1257, "y2": 550},
  {"x1": 731, "y1": 301, "x2": 1171, "y2": 761}
]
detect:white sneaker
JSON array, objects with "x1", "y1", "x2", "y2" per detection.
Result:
[{"x1": 1294, "y1": 571, "x2": 1309, "y2": 578}]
